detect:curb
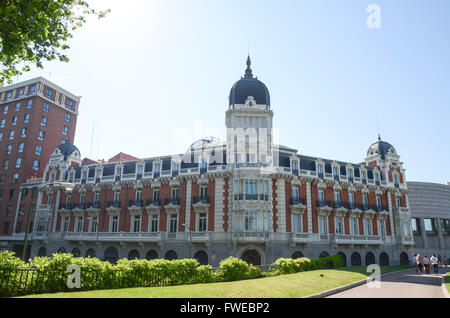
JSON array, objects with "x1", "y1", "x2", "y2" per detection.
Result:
[
  {"x1": 443, "y1": 275, "x2": 450, "y2": 298},
  {"x1": 303, "y1": 267, "x2": 415, "y2": 298}
]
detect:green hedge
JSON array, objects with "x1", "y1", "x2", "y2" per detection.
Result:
[{"x1": 0, "y1": 250, "x2": 343, "y2": 297}]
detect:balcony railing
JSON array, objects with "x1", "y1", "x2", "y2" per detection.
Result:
[
  {"x1": 86, "y1": 202, "x2": 100, "y2": 209},
  {"x1": 317, "y1": 200, "x2": 332, "y2": 207},
  {"x1": 333, "y1": 201, "x2": 348, "y2": 209},
  {"x1": 193, "y1": 196, "x2": 209, "y2": 204},
  {"x1": 128, "y1": 200, "x2": 143, "y2": 207},
  {"x1": 233, "y1": 193, "x2": 269, "y2": 201},
  {"x1": 107, "y1": 201, "x2": 121, "y2": 208},
  {"x1": 233, "y1": 231, "x2": 269, "y2": 241},
  {"x1": 146, "y1": 199, "x2": 161, "y2": 206},
  {"x1": 290, "y1": 197, "x2": 306, "y2": 205},
  {"x1": 164, "y1": 198, "x2": 180, "y2": 206}
]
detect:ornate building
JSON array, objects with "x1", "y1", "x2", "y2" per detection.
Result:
[{"x1": 13, "y1": 58, "x2": 415, "y2": 266}]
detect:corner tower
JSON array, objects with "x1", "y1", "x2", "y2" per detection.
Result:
[{"x1": 226, "y1": 56, "x2": 274, "y2": 166}]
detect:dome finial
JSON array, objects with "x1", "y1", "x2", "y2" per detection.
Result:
[
  {"x1": 244, "y1": 55, "x2": 253, "y2": 78},
  {"x1": 378, "y1": 133, "x2": 381, "y2": 141}
]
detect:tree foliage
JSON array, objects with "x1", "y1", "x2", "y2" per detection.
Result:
[{"x1": 0, "y1": 0, "x2": 109, "y2": 84}]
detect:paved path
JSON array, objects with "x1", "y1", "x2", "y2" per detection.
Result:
[{"x1": 328, "y1": 267, "x2": 449, "y2": 298}]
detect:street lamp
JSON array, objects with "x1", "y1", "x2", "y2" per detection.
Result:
[
  {"x1": 181, "y1": 223, "x2": 192, "y2": 259},
  {"x1": 22, "y1": 181, "x2": 75, "y2": 260}
]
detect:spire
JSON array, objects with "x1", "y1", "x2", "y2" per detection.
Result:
[
  {"x1": 244, "y1": 55, "x2": 253, "y2": 78},
  {"x1": 378, "y1": 133, "x2": 381, "y2": 141}
]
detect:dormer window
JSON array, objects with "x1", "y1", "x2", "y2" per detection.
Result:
[
  {"x1": 317, "y1": 164, "x2": 324, "y2": 174},
  {"x1": 291, "y1": 160, "x2": 298, "y2": 171},
  {"x1": 347, "y1": 168, "x2": 353, "y2": 178},
  {"x1": 154, "y1": 163, "x2": 160, "y2": 173},
  {"x1": 374, "y1": 172, "x2": 380, "y2": 182},
  {"x1": 173, "y1": 162, "x2": 179, "y2": 172}
]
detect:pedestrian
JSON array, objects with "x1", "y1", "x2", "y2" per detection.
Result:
[
  {"x1": 444, "y1": 256, "x2": 448, "y2": 267},
  {"x1": 430, "y1": 254, "x2": 438, "y2": 274},
  {"x1": 416, "y1": 254, "x2": 422, "y2": 274},
  {"x1": 423, "y1": 255, "x2": 430, "y2": 274}
]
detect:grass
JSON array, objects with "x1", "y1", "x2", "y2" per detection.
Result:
[
  {"x1": 445, "y1": 272, "x2": 450, "y2": 294},
  {"x1": 17, "y1": 265, "x2": 411, "y2": 298}
]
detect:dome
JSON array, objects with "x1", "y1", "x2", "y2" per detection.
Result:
[
  {"x1": 55, "y1": 140, "x2": 80, "y2": 160},
  {"x1": 367, "y1": 135, "x2": 396, "y2": 159},
  {"x1": 229, "y1": 56, "x2": 270, "y2": 106}
]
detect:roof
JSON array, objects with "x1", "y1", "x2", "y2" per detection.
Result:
[{"x1": 108, "y1": 152, "x2": 139, "y2": 163}]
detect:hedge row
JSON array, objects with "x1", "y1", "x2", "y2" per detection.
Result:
[{"x1": 0, "y1": 251, "x2": 342, "y2": 297}]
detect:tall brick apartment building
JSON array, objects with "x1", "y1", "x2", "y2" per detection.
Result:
[
  {"x1": 3, "y1": 58, "x2": 417, "y2": 266},
  {"x1": 0, "y1": 78, "x2": 80, "y2": 257}
]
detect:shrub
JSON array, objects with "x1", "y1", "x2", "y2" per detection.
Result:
[{"x1": 218, "y1": 257, "x2": 262, "y2": 281}]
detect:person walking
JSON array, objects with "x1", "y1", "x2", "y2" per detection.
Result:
[
  {"x1": 423, "y1": 255, "x2": 430, "y2": 274},
  {"x1": 413, "y1": 254, "x2": 418, "y2": 273},
  {"x1": 416, "y1": 254, "x2": 422, "y2": 274},
  {"x1": 430, "y1": 254, "x2": 439, "y2": 274}
]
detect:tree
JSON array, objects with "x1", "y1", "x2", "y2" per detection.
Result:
[{"x1": 0, "y1": 0, "x2": 109, "y2": 84}]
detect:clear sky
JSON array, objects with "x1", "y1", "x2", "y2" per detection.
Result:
[{"x1": 13, "y1": 0, "x2": 450, "y2": 184}]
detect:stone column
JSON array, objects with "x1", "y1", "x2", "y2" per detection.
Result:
[
  {"x1": 436, "y1": 218, "x2": 445, "y2": 251},
  {"x1": 419, "y1": 218, "x2": 428, "y2": 250},
  {"x1": 214, "y1": 178, "x2": 224, "y2": 232},
  {"x1": 51, "y1": 190, "x2": 61, "y2": 232},
  {"x1": 276, "y1": 179, "x2": 286, "y2": 233},
  {"x1": 185, "y1": 180, "x2": 192, "y2": 232},
  {"x1": 12, "y1": 190, "x2": 23, "y2": 234},
  {"x1": 306, "y1": 181, "x2": 313, "y2": 233}
]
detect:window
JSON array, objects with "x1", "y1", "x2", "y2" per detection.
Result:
[
  {"x1": 35, "y1": 145, "x2": 42, "y2": 156},
  {"x1": 62, "y1": 217, "x2": 69, "y2": 233},
  {"x1": 45, "y1": 88, "x2": 52, "y2": 99},
  {"x1": 0, "y1": 118, "x2": 5, "y2": 128},
  {"x1": 292, "y1": 213, "x2": 302, "y2": 233},
  {"x1": 94, "y1": 192, "x2": 100, "y2": 205},
  {"x1": 292, "y1": 160, "x2": 298, "y2": 171},
  {"x1": 362, "y1": 194, "x2": 368, "y2": 209},
  {"x1": 198, "y1": 213, "x2": 207, "y2": 232},
  {"x1": 378, "y1": 219, "x2": 386, "y2": 237},
  {"x1": 3, "y1": 105, "x2": 8, "y2": 114},
  {"x1": 135, "y1": 189, "x2": 142, "y2": 203},
  {"x1": 172, "y1": 162, "x2": 179, "y2": 172},
  {"x1": 7, "y1": 205, "x2": 13, "y2": 216},
  {"x1": 319, "y1": 216, "x2": 328, "y2": 234},
  {"x1": 89, "y1": 217, "x2": 98, "y2": 233},
  {"x1": 9, "y1": 189, "x2": 16, "y2": 200},
  {"x1": 65, "y1": 113, "x2": 71, "y2": 122},
  {"x1": 66, "y1": 99, "x2": 73, "y2": 110},
  {"x1": 334, "y1": 190, "x2": 340, "y2": 205},
  {"x1": 33, "y1": 160, "x2": 40, "y2": 171},
  {"x1": 0, "y1": 132, "x2": 2, "y2": 141},
  {"x1": 23, "y1": 114, "x2": 30, "y2": 123},
  {"x1": 113, "y1": 190, "x2": 120, "y2": 204},
  {"x1": 350, "y1": 218, "x2": 359, "y2": 235},
  {"x1": 317, "y1": 164, "x2": 323, "y2": 174},
  {"x1": 43, "y1": 102, "x2": 50, "y2": 112},
  {"x1": 29, "y1": 85, "x2": 36, "y2": 95},
  {"x1": 18, "y1": 143, "x2": 24, "y2": 153},
  {"x1": 374, "y1": 172, "x2": 380, "y2": 182},
  {"x1": 132, "y1": 215, "x2": 141, "y2": 232},
  {"x1": 335, "y1": 217, "x2": 344, "y2": 234},
  {"x1": 109, "y1": 215, "x2": 119, "y2": 233},
  {"x1": 292, "y1": 185, "x2": 299, "y2": 201},
  {"x1": 150, "y1": 214, "x2": 159, "y2": 232},
  {"x1": 6, "y1": 92, "x2": 12, "y2": 101},
  {"x1": 20, "y1": 128, "x2": 26, "y2": 138},
  {"x1": 154, "y1": 163, "x2": 160, "y2": 173},
  {"x1": 3, "y1": 159, "x2": 8, "y2": 170},
  {"x1": 80, "y1": 192, "x2": 85, "y2": 205},
  {"x1": 6, "y1": 144, "x2": 12, "y2": 155},
  {"x1": 62, "y1": 125, "x2": 69, "y2": 136},
  {"x1": 169, "y1": 214, "x2": 178, "y2": 233},
  {"x1": 200, "y1": 184, "x2": 207, "y2": 199},
  {"x1": 361, "y1": 170, "x2": 367, "y2": 180},
  {"x1": 15, "y1": 221, "x2": 22, "y2": 233},
  {"x1": 17, "y1": 89, "x2": 24, "y2": 98},
  {"x1": 376, "y1": 195, "x2": 382, "y2": 209},
  {"x1": 318, "y1": 189, "x2": 325, "y2": 203},
  {"x1": 3, "y1": 222, "x2": 9, "y2": 234},
  {"x1": 26, "y1": 100, "x2": 32, "y2": 109},
  {"x1": 411, "y1": 218, "x2": 419, "y2": 233},
  {"x1": 424, "y1": 219, "x2": 435, "y2": 232},
  {"x1": 38, "y1": 130, "x2": 45, "y2": 141},
  {"x1": 15, "y1": 158, "x2": 22, "y2": 168},
  {"x1": 14, "y1": 103, "x2": 20, "y2": 112},
  {"x1": 8, "y1": 130, "x2": 14, "y2": 140},
  {"x1": 347, "y1": 168, "x2": 353, "y2": 178},
  {"x1": 364, "y1": 219, "x2": 373, "y2": 236},
  {"x1": 152, "y1": 188, "x2": 160, "y2": 201},
  {"x1": 349, "y1": 191, "x2": 355, "y2": 206},
  {"x1": 40, "y1": 116, "x2": 47, "y2": 127},
  {"x1": 440, "y1": 219, "x2": 450, "y2": 234},
  {"x1": 75, "y1": 216, "x2": 83, "y2": 233},
  {"x1": 11, "y1": 116, "x2": 17, "y2": 126},
  {"x1": 244, "y1": 211, "x2": 257, "y2": 231}
]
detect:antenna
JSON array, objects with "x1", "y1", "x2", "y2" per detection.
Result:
[
  {"x1": 90, "y1": 119, "x2": 95, "y2": 159},
  {"x1": 376, "y1": 115, "x2": 381, "y2": 140}
]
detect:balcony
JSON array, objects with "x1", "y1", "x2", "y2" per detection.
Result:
[
  {"x1": 233, "y1": 193, "x2": 269, "y2": 201},
  {"x1": 164, "y1": 198, "x2": 180, "y2": 206},
  {"x1": 316, "y1": 200, "x2": 333, "y2": 216},
  {"x1": 190, "y1": 231, "x2": 210, "y2": 242},
  {"x1": 333, "y1": 201, "x2": 348, "y2": 217},
  {"x1": 193, "y1": 196, "x2": 209, "y2": 204},
  {"x1": 64, "y1": 232, "x2": 163, "y2": 242},
  {"x1": 192, "y1": 196, "x2": 210, "y2": 213},
  {"x1": 328, "y1": 234, "x2": 384, "y2": 245},
  {"x1": 145, "y1": 199, "x2": 161, "y2": 213},
  {"x1": 106, "y1": 201, "x2": 121, "y2": 215},
  {"x1": 289, "y1": 232, "x2": 310, "y2": 243},
  {"x1": 128, "y1": 200, "x2": 144, "y2": 207},
  {"x1": 233, "y1": 231, "x2": 269, "y2": 242},
  {"x1": 290, "y1": 197, "x2": 306, "y2": 214}
]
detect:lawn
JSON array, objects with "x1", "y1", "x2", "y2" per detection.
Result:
[
  {"x1": 445, "y1": 272, "x2": 450, "y2": 294},
  {"x1": 17, "y1": 265, "x2": 411, "y2": 298}
]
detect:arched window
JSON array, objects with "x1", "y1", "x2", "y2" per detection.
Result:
[
  {"x1": 319, "y1": 251, "x2": 329, "y2": 258},
  {"x1": 165, "y1": 250, "x2": 178, "y2": 260},
  {"x1": 351, "y1": 252, "x2": 362, "y2": 266},
  {"x1": 86, "y1": 248, "x2": 96, "y2": 258},
  {"x1": 194, "y1": 251, "x2": 208, "y2": 265},
  {"x1": 128, "y1": 249, "x2": 140, "y2": 260},
  {"x1": 38, "y1": 247, "x2": 46, "y2": 257},
  {"x1": 71, "y1": 248, "x2": 81, "y2": 257},
  {"x1": 292, "y1": 251, "x2": 304, "y2": 259},
  {"x1": 104, "y1": 246, "x2": 119, "y2": 264},
  {"x1": 241, "y1": 249, "x2": 261, "y2": 266},
  {"x1": 365, "y1": 252, "x2": 375, "y2": 265},
  {"x1": 400, "y1": 252, "x2": 409, "y2": 265},
  {"x1": 57, "y1": 247, "x2": 67, "y2": 253},
  {"x1": 337, "y1": 252, "x2": 347, "y2": 267},
  {"x1": 146, "y1": 250, "x2": 158, "y2": 260},
  {"x1": 379, "y1": 252, "x2": 389, "y2": 266}
]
